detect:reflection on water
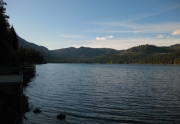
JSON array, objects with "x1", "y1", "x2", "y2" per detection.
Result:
[{"x1": 24, "y1": 64, "x2": 180, "y2": 124}]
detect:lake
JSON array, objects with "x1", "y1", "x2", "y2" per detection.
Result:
[{"x1": 24, "y1": 64, "x2": 180, "y2": 124}]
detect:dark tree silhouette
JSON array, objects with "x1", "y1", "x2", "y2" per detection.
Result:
[
  {"x1": 9, "y1": 26, "x2": 18, "y2": 53},
  {"x1": 0, "y1": 0, "x2": 44, "y2": 66},
  {"x1": 0, "y1": 0, "x2": 10, "y2": 44},
  {"x1": 18, "y1": 46, "x2": 44, "y2": 64},
  {"x1": 0, "y1": 0, "x2": 11, "y2": 66}
]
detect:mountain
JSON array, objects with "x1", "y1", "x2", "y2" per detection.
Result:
[
  {"x1": 17, "y1": 36, "x2": 180, "y2": 64},
  {"x1": 17, "y1": 37, "x2": 123, "y2": 61},
  {"x1": 51, "y1": 47, "x2": 123, "y2": 59},
  {"x1": 86, "y1": 44, "x2": 180, "y2": 64},
  {"x1": 169, "y1": 44, "x2": 180, "y2": 50},
  {"x1": 122, "y1": 44, "x2": 174, "y2": 55},
  {"x1": 18, "y1": 36, "x2": 56, "y2": 60}
]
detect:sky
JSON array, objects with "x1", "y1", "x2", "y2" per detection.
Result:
[{"x1": 5, "y1": 0, "x2": 180, "y2": 50}]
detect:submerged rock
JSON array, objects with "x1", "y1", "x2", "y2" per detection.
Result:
[
  {"x1": 57, "y1": 114, "x2": 66, "y2": 120},
  {"x1": 33, "y1": 108, "x2": 42, "y2": 113}
]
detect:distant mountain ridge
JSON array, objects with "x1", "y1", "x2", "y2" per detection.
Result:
[
  {"x1": 51, "y1": 47, "x2": 122, "y2": 59},
  {"x1": 18, "y1": 36, "x2": 55, "y2": 60},
  {"x1": 18, "y1": 36, "x2": 123, "y2": 60},
  {"x1": 170, "y1": 44, "x2": 180, "y2": 50},
  {"x1": 91, "y1": 44, "x2": 180, "y2": 64},
  {"x1": 122, "y1": 44, "x2": 174, "y2": 55},
  {"x1": 124, "y1": 44, "x2": 173, "y2": 54},
  {"x1": 17, "y1": 36, "x2": 180, "y2": 64}
]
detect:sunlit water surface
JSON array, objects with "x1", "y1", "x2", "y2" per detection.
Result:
[{"x1": 24, "y1": 64, "x2": 180, "y2": 124}]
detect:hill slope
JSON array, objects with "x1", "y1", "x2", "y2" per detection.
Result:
[
  {"x1": 17, "y1": 37, "x2": 180, "y2": 64},
  {"x1": 94, "y1": 44, "x2": 180, "y2": 64},
  {"x1": 122, "y1": 44, "x2": 173, "y2": 54},
  {"x1": 51, "y1": 47, "x2": 122, "y2": 59},
  {"x1": 170, "y1": 44, "x2": 180, "y2": 50},
  {"x1": 18, "y1": 36, "x2": 55, "y2": 60}
]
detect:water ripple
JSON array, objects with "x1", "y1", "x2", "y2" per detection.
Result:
[{"x1": 24, "y1": 64, "x2": 180, "y2": 124}]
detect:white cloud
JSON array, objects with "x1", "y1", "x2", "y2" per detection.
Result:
[
  {"x1": 106, "y1": 35, "x2": 114, "y2": 38},
  {"x1": 96, "y1": 36, "x2": 114, "y2": 40},
  {"x1": 59, "y1": 34, "x2": 85, "y2": 38},
  {"x1": 166, "y1": 36, "x2": 174, "y2": 39},
  {"x1": 157, "y1": 35, "x2": 165, "y2": 39},
  {"x1": 134, "y1": 31, "x2": 139, "y2": 33},
  {"x1": 172, "y1": 30, "x2": 180, "y2": 35},
  {"x1": 96, "y1": 37, "x2": 106, "y2": 40}
]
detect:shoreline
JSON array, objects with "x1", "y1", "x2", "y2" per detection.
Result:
[{"x1": 0, "y1": 65, "x2": 35, "y2": 124}]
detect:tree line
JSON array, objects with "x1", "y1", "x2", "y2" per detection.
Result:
[
  {"x1": 92, "y1": 50, "x2": 180, "y2": 64},
  {"x1": 49, "y1": 50, "x2": 180, "y2": 64},
  {"x1": 0, "y1": 0, "x2": 44, "y2": 67}
]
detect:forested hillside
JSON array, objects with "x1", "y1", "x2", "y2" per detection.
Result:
[
  {"x1": 88, "y1": 44, "x2": 180, "y2": 64},
  {"x1": 18, "y1": 36, "x2": 55, "y2": 60},
  {"x1": 51, "y1": 47, "x2": 122, "y2": 59},
  {"x1": 50, "y1": 44, "x2": 180, "y2": 64},
  {"x1": 0, "y1": 1, "x2": 44, "y2": 66},
  {"x1": 122, "y1": 44, "x2": 172, "y2": 54}
]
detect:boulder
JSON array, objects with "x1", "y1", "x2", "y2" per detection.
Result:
[
  {"x1": 57, "y1": 114, "x2": 66, "y2": 120},
  {"x1": 33, "y1": 108, "x2": 42, "y2": 113}
]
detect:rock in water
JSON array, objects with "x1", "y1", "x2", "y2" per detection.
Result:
[
  {"x1": 33, "y1": 108, "x2": 42, "y2": 113},
  {"x1": 57, "y1": 114, "x2": 66, "y2": 120}
]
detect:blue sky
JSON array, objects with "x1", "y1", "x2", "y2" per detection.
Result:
[{"x1": 5, "y1": 0, "x2": 180, "y2": 50}]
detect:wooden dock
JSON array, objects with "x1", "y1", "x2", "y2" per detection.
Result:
[
  {"x1": 0, "y1": 75, "x2": 23, "y2": 115},
  {"x1": 0, "y1": 65, "x2": 35, "y2": 123},
  {"x1": 0, "y1": 75, "x2": 23, "y2": 85}
]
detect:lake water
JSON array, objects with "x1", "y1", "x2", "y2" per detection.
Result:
[{"x1": 24, "y1": 64, "x2": 180, "y2": 124}]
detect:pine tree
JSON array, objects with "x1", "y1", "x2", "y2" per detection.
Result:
[
  {"x1": 9, "y1": 26, "x2": 18, "y2": 53},
  {"x1": 0, "y1": 0, "x2": 10, "y2": 66},
  {"x1": 0, "y1": 0, "x2": 10, "y2": 44}
]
